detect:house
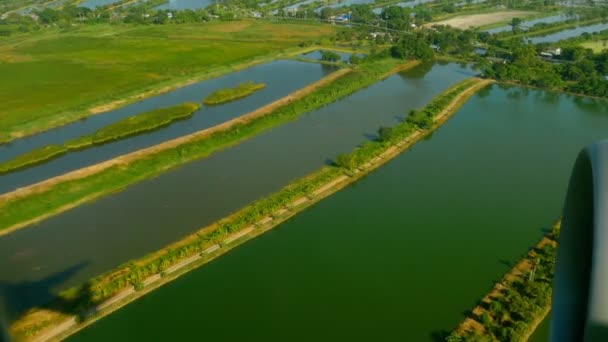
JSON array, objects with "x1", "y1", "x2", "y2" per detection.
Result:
[
  {"x1": 540, "y1": 48, "x2": 561, "y2": 58},
  {"x1": 487, "y1": 57, "x2": 506, "y2": 64},
  {"x1": 334, "y1": 13, "x2": 350, "y2": 22},
  {"x1": 369, "y1": 32, "x2": 386, "y2": 39}
]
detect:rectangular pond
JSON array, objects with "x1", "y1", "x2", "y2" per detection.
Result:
[
  {"x1": 485, "y1": 14, "x2": 576, "y2": 34},
  {"x1": 66, "y1": 84, "x2": 608, "y2": 341},
  {"x1": 529, "y1": 22, "x2": 608, "y2": 44}
]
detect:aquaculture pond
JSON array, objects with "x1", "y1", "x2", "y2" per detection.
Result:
[
  {"x1": 80, "y1": 0, "x2": 120, "y2": 8},
  {"x1": 485, "y1": 14, "x2": 576, "y2": 34},
  {"x1": 156, "y1": 0, "x2": 212, "y2": 10},
  {"x1": 69, "y1": 85, "x2": 608, "y2": 341},
  {"x1": 0, "y1": 60, "x2": 335, "y2": 194},
  {"x1": 0, "y1": 62, "x2": 475, "y2": 322},
  {"x1": 529, "y1": 22, "x2": 608, "y2": 44}
]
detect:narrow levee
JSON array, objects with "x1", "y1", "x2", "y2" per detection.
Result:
[
  {"x1": 529, "y1": 22, "x2": 608, "y2": 44},
  {"x1": 0, "y1": 62, "x2": 475, "y2": 324},
  {"x1": 0, "y1": 60, "x2": 336, "y2": 194},
  {"x1": 67, "y1": 84, "x2": 608, "y2": 341}
]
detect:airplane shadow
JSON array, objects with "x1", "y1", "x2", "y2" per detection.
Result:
[{"x1": 0, "y1": 261, "x2": 93, "y2": 331}]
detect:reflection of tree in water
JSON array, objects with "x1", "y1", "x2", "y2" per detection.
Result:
[
  {"x1": 0, "y1": 262, "x2": 92, "y2": 326},
  {"x1": 573, "y1": 95, "x2": 608, "y2": 114},
  {"x1": 540, "y1": 90, "x2": 560, "y2": 105},
  {"x1": 398, "y1": 61, "x2": 434, "y2": 79},
  {"x1": 476, "y1": 83, "x2": 492, "y2": 98},
  {"x1": 320, "y1": 63, "x2": 341, "y2": 75},
  {"x1": 507, "y1": 89, "x2": 524, "y2": 100}
]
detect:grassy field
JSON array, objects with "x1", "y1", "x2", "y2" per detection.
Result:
[
  {"x1": 0, "y1": 20, "x2": 336, "y2": 140},
  {"x1": 582, "y1": 40, "x2": 608, "y2": 52},
  {"x1": 203, "y1": 81, "x2": 266, "y2": 105}
]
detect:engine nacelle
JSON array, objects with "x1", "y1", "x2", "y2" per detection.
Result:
[{"x1": 552, "y1": 140, "x2": 608, "y2": 342}]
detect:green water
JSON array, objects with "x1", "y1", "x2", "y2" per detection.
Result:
[
  {"x1": 530, "y1": 315, "x2": 551, "y2": 342},
  {"x1": 63, "y1": 85, "x2": 608, "y2": 340},
  {"x1": 68, "y1": 85, "x2": 608, "y2": 341}
]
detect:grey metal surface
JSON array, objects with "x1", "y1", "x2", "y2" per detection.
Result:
[{"x1": 552, "y1": 140, "x2": 608, "y2": 342}]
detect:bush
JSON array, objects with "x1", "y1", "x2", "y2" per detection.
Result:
[
  {"x1": 204, "y1": 81, "x2": 265, "y2": 105},
  {"x1": 320, "y1": 50, "x2": 341, "y2": 62},
  {"x1": 0, "y1": 144, "x2": 68, "y2": 174},
  {"x1": 92, "y1": 102, "x2": 200, "y2": 144}
]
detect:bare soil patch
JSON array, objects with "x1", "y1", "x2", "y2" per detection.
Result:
[{"x1": 430, "y1": 11, "x2": 536, "y2": 29}]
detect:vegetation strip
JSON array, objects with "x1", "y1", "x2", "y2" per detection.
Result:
[
  {"x1": 446, "y1": 222, "x2": 560, "y2": 342},
  {"x1": 0, "y1": 103, "x2": 201, "y2": 174},
  {"x1": 203, "y1": 81, "x2": 266, "y2": 105},
  {"x1": 10, "y1": 77, "x2": 491, "y2": 342},
  {"x1": 0, "y1": 60, "x2": 416, "y2": 238}
]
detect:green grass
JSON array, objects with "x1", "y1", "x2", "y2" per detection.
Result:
[
  {"x1": 0, "y1": 103, "x2": 201, "y2": 174},
  {"x1": 203, "y1": 81, "x2": 266, "y2": 105},
  {"x1": 0, "y1": 20, "x2": 336, "y2": 140},
  {"x1": 0, "y1": 144, "x2": 68, "y2": 174},
  {"x1": 581, "y1": 40, "x2": 608, "y2": 52},
  {"x1": 0, "y1": 59, "x2": 400, "y2": 235},
  {"x1": 90, "y1": 102, "x2": 200, "y2": 144}
]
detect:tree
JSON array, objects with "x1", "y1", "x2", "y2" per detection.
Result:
[
  {"x1": 38, "y1": 8, "x2": 60, "y2": 24},
  {"x1": 320, "y1": 50, "x2": 341, "y2": 62},
  {"x1": 335, "y1": 153, "x2": 356, "y2": 170},
  {"x1": 349, "y1": 54, "x2": 362, "y2": 65},
  {"x1": 480, "y1": 312, "x2": 491, "y2": 326},
  {"x1": 511, "y1": 17, "x2": 522, "y2": 29},
  {"x1": 378, "y1": 126, "x2": 394, "y2": 142},
  {"x1": 320, "y1": 7, "x2": 333, "y2": 20},
  {"x1": 390, "y1": 33, "x2": 434, "y2": 61}
]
